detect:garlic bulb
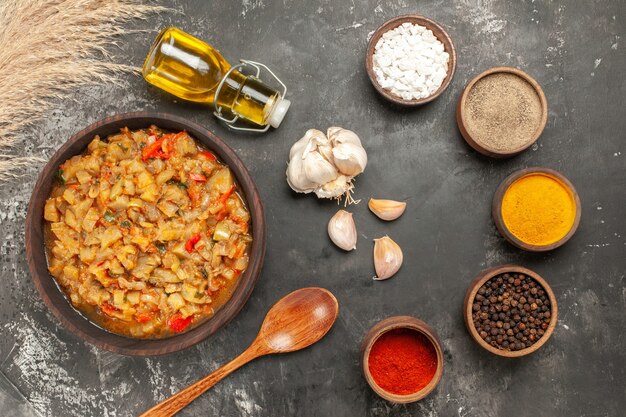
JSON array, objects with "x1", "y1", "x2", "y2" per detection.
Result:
[
  {"x1": 368, "y1": 199, "x2": 407, "y2": 221},
  {"x1": 328, "y1": 210, "x2": 357, "y2": 251},
  {"x1": 373, "y1": 236, "x2": 403, "y2": 280},
  {"x1": 286, "y1": 127, "x2": 367, "y2": 203}
]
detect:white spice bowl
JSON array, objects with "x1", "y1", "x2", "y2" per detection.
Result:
[{"x1": 365, "y1": 15, "x2": 457, "y2": 106}]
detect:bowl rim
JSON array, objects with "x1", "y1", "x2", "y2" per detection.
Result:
[
  {"x1": 24, "y1": 111, "x2": 266, "y2": 356},
  {"x1": 365, "y1": 14, "x2": 457, "y2": 106},
  {"x1": 360, "y1": 315, "x2": 444, "y2": 403},
  {"x1": 463, "y1": 265, "x2": 558, "y2": 358},
  {"x1": 492, "y1": 167, "x2": 581, "y2": 251},
  {"x1": 456, "y1": 66, "x2": 548, "y2": 158}
]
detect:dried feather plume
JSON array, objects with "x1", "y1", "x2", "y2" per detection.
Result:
[{"x1": 0, "y1": 0, "x2": 166, "y2": 183}]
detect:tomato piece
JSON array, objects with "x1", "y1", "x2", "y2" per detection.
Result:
[
  {"x1": 187, "y1": 184, "x2": 201, "y2": 207},
  {"x1": 199, "y1": 151, "x2": 216, "y2": 161},
  {"x1": 185, "y1": 233, "x2": 202, "y2": 253},
  {"x1": 142, "y1": 138, "x2": 164, "y2": 161},
  {"x1": 167, "y1": 314, "x2": 193, "y2": 333},
  {"x1": 100, "y1": 303, "x2": 118, "y2": 317},
  {"x1": 135, "y1": 313, "x2": 153, "y2": 323},
  {"x1": 215, "y1": 209, "x2": 227, "y2": 221},
  {"x1": 189, "y1": 172, "x2": 207, "y2": 182},
  {"x1": 218, "y1": 185, "x2": 236, "y2": 205}
]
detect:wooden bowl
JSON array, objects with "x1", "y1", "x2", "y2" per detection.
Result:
[
  {"x1": 365, "y1": 15, "x2": 457, "y2": 106},
  {"x1": 456, "y1": 67, "x2": 548, "y2": 158},
  {"x1": 463, "y1": 265, "x2": 558, "y2": 358},
  {"x1": 492, "y1": 167, "x2": 581, "y2": 252},
  {"x1": 24, "y1": 112, "x2": 266, "y2": 356},
  {"x1": 361, "y1": 316, "x2": 444, "y2": 403}
]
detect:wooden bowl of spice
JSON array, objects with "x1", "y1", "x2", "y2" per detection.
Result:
[
  {"x1": 463, "y1": 265, "x2": 558, "y2": 357},
  {"x1": 456, "y1": 67, "x2": 547, "y2": 157},
  {"x1": 361, "y1": 316, "x2": 444, "y2": 403},
  {"x1": 366, "y1": 15, "x2": 457, "y2": 105},
  {"x1": 492, "y1": 167, "x2": 581, "y2": 251}
]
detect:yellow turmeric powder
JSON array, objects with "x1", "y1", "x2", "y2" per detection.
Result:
[{"x1": 501, "y1": 173, "x2": 576, "y2": 246}]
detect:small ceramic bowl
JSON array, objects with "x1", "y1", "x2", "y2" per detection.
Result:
[
  {"x1": 463, "y1": 265, "x2": 558, "y2": 358},
  {"x1": 492, "y1": 167, "x2": 581, "y2": 252},
  {"x1": 361, "y1": 316, "x2": 444, "y2": 403},
  {"x1": 365, "y1": 14, "x2": 457, "y2": 106},
  {"x1": 456, "y1": 66, "x2": 548, "y2": 158}
]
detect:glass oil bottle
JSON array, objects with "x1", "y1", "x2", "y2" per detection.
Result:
[{"x1": 142, "y1": 27, "x2": 290, "y2": 132}]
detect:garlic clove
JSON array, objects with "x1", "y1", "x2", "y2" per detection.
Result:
[
  {"x1": 373, "y1": 236, "x2": 403, "y2": 280},
  {"x1": 328, "y1": 127, "x2": 363, "y2": 146},
  {"x1": 301, "y1": 129, "x2": 330, "y2": 157},
  {"x1": 328, "y1": 210, "x2": 357, "y2": 251},
  {"x1": 289, "y1": 129, "x2": 321, "y2": 160},
  {"x1": 332, "y1": 142, "x2": 368, "y2": 176},
  {"x1": 286, "y1": 133, "x2": 318, "y2": 193},
  {"x1": 315, "y1": 175, "x2": 352, "y2": 199},
  {"x1": 368, "y1": 198, "x2": 407, "y2": 221},
  {"x1": 302, "y1": 151, "x2": 338, "y2": 185},
  {"x1": 286, "y1": 155, "x2": 316, "y2": 193},
  {"x1": 318, "y1": 141, "x2": 334, "y2": 163}
]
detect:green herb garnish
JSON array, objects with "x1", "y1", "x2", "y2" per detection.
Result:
[
  {"x1": 154, "y1": 242, "x2": 167, "y2": 254},
  {"x1": 103, "y1": 210, "x2": 115, "y2": 222},
  {"x1": 194, "y1": 291, "x2": 203, "y2": 299},
  {"x1": 200, "y1": 267, "x2": 208, "y2": 279},
  {"x1": 56, "y1": 169, "x2": 65, "y2": 184},
  {"x1": 167, "y1": 179, "x2": 188, "y2": 189},
  {"x1": 120, "y1": 220, "x2": 131, "y2": 229}
]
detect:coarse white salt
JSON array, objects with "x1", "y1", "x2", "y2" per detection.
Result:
[{"x1": 372, "y1": 22, "x2": 449, "y2": 100}]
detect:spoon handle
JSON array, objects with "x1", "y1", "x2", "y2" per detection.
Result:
[{"x1": 138, "y1": 347, "x2": 262, "y2": 417}]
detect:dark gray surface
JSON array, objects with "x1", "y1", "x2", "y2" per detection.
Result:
[{"x1": 1, "y1": 1, "x2": 624, "y2": 416}]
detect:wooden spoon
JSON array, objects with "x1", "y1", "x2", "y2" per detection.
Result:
[{"x1": 139, "y1": 287, "x2": 339, "y2": 417}]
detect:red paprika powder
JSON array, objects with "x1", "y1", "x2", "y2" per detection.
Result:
[{"x1": 367, "y1": 328, "x2": 438, "y2": 395}]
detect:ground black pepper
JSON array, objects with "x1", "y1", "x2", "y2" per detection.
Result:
[
  {"x1": 471, "y1": 273, "x2": 552, "y2": 351},
  {"x1": 464, "y1": 73, "x2": 543, "y2": 152}
]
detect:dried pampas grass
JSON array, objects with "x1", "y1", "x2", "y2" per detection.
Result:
[{"x1": 0, "y1": 0, "x2": 166, "y2": 183}]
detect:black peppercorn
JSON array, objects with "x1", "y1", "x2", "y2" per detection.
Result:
[{"x1": 471, "y1": 272, "x2": 552, "y2": 352}]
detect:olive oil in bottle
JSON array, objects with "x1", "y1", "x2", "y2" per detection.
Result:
[{"x1": 142, "y1": 27, "x2": 290, "y2": 130}]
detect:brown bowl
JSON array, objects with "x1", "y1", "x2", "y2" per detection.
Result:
[
  {"x1": 492, "y1": 167, "x2": 581, "y2": 252},
  {"x1": 365, "y1": 14, "x2": 457, "y2": 106},
  {"x1": 361, "y1": 316, "x2": 444, "y2": 403},
  {"x1": 24, "y1": 112, "x2": 266, "y2": 356},
  {"x1": 463, "y1": 265, "x2": 558, "y2": 357},
  {"x1": 456, "y1": 66, "x2": 548, "y2": 158}
]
